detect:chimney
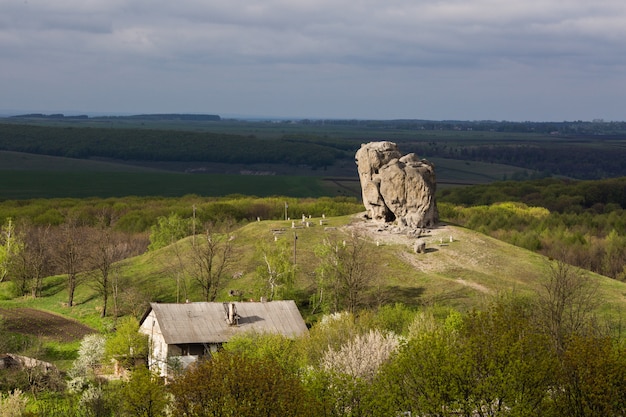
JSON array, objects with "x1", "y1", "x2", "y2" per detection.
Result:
[{"x1": 223, "y1": 302, "x2": 239, "y2": 326}]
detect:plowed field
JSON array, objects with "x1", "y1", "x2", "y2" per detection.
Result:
[{"x1": 0, "y1": 308, "x2": 94, "y2": 343}]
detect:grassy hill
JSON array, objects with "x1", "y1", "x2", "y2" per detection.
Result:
[{"x1": 2, "y1": 213, "x2": 625, "y2": 344}]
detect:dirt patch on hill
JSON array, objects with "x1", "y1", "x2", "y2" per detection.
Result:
[
  {"x1": 0, "y1": 308, "x2": 95, "y2": 343},
  {"x1": 344, "y1": 215, "x2": 494, "y2": 294},
  {"x1": 345, "y1": 213, "x2": 461, "y2": 261}
]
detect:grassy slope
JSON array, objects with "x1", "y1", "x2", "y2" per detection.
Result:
[{"x1": 3, "y1": 214, "x2": 623, "y2": 330}]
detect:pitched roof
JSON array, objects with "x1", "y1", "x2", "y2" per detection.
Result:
[{"x1": 141, "y1": 300, "x2": 308, "y2": 345}]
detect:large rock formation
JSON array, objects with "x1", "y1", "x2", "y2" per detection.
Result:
[{"x1": 355, "y1": 141, "x2": 438, "y2": 228}]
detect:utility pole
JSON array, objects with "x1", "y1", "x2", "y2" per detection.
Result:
[
  {"x1": 284, "y1": 202, "x2": 288, "y2": 221},
  {"x1": 192, "y1": 204, "x2": 196, "y2": 247},
  {"x1": 293, "y1": 232, "x2": 297, "y2": 265}
]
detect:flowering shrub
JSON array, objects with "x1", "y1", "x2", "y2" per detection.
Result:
[
  {"x1": 0, "y1": 389, "x2": 28, "y2": 417},
  {"x1": 321, "y1": 329, "x2": 401, "y2": 381}
]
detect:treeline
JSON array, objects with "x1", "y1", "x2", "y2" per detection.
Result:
[
  {"x1": 439, "y1": 177, "x2": 626, "y2": 279},
  {"x1": 11, "y1": 113, "x2": 221, "y2": 121},
  {"x1": 404, "y1": 142, "x2": 626, "y2": 179},
  {"x1": 439, "y1": 177, "x2": 626, "y2": 212},
  {"x1": 0, "y1": 195, "x2": 362, "y2": 233},
  {"x1": 0, "y1": 123, "x2": 347, "y2": 168},
  {"x1": 292, "y1": 118, "x2": 626, "y2": 135}
]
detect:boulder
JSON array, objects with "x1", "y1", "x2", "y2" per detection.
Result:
[
  {"x1": 355, "y1": 141, "x2": 438, "y2": 229},
  {"x1": 413, "y1": 239, "x2": 427, "y2": 254}
]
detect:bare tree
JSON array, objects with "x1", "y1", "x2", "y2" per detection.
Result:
[
  {"x1": 537, "y1": 259, "x2": 600, "y2": 353},
  {"x1": 12, "y1": 224, "x2": 53, "y2": 297},
  {"x1": 88, "y1": 228, "x2": 129, "y2": 317},
  {"x1": 88, "y1": 209, "x2": 147, "y2": 317},
  {"x1": 189, "y1": 221, "x2": 236, "y2": 302},
  {"x1": 51, "y1": 218, "x2": 89, "y2": 307},
  {"x1": 315, "y1": 231, "x2": 376, "y2": 314},
  {"x1": 161, "y1": 238, "x2": 191, "y2": 303}
]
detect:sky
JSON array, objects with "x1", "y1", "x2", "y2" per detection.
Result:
[{"x1": 1, "y1": 0, "x2": 626, "y2": 121}]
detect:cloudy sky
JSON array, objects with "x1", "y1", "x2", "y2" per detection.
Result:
[{"x1": 2, "y1": 0, "x2": 625, "y2": 121}]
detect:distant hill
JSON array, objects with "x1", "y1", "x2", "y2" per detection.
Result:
[{"x1": 10, "y1": 113, "x2": 221, "y2": 121}]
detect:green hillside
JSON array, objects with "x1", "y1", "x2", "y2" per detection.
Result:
[{"x1": 4, "y1": 214, "x2": 624, "y2": 331}]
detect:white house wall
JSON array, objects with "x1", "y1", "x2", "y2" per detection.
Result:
[{"x1": 139, "y1": 310, "x2": 169, "y2": 378}]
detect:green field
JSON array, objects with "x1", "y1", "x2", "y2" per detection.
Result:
[
  {"x1": 0, "y1": 151, "x2": 530, "y2": 200},
  {"x1": 0, "y1": 170, "x2": 335, "y2": 199}
]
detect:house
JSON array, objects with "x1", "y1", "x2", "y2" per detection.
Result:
[{"x1": 139, "y1": 300, "x2": 308, "y2": 378}]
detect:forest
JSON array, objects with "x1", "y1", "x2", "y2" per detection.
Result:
[{"x1": 3, "y1": 117, "x2": 626, "y2": 179}]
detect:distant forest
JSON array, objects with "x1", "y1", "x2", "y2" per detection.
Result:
[
  {"x1": 0, "y1": 123, "x2": 344, "y2": 168},
  {"x1": 2, "y1": 116, "x2": 626, "y2": 179}
]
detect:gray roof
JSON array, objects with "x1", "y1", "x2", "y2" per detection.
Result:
[{"x1": 142, "y1": 300, "x2": 308, "y2": 345}]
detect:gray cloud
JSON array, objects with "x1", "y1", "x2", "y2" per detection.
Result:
[{"x1": 1, "y1": 0, "x2": 625, "y2": 120}]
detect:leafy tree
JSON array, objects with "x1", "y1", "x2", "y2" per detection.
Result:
[
  {"x1": 456, "y1": 298, "x2": 557, "y2": 416},
  {"x1": 553, "y1": 335, "x2": 626, "y2": 417},
  {"x1": 255, "y1": 238, "x2": 295, "y2": 301},
  {"x1": 374, "y1": 299, "x2": 558, "y2": 417},
  {"x1": 170, "y1": 351, "x2": 318, "y2": 417},
  {"x1": 222, "y1": 332, "x2": 303, "y2": 374},
  {"x1": 0, "y1": 218, "x2": 23, "y2": 283},
  {"x1": 105, "y1": 317, "x2": 148, "y2": 369},
  {"x1": 357, "y1": 303, "x2": 417, "y2": 336},
  {"x1": 119, "y1": 366, "x2": 169, "y2": 417},
  {"x1": 602, "y1": 229, "x2": 626, "y2": 279},
  {"x1": 374, "y1": 311, "x2": 465, "y2": 417},
  {"x1": 148, "y1": 213, "x2": 190, "y2": 251}
]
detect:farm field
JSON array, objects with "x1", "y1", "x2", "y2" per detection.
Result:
[
  {"x1": 0, "y1": 170, "x2": 332, "y2": 199},
  {"x1": 0, "y1": 151, "x2": 529, "y2": 200},
  {"x1": 0, "y1": 307, "x2": 94, "y2": 343}
]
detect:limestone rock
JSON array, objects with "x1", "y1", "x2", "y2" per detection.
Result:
[
  {"x1": 355, "y1": 141, "x2": 438, "y2": 229},
  {"x1": 414, "y1": 239, "x2": 427, "y2": 254}
]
